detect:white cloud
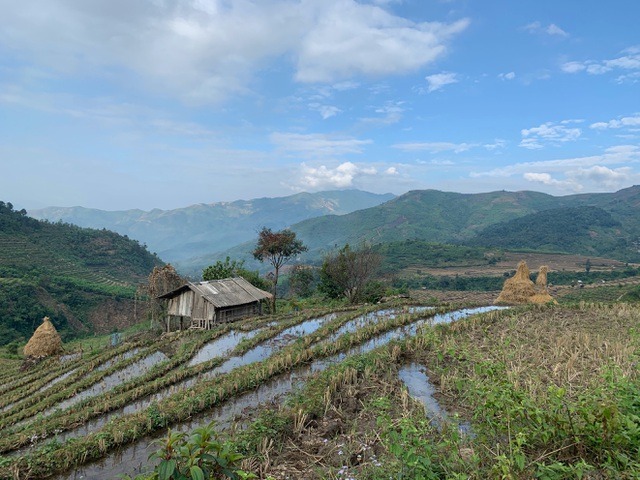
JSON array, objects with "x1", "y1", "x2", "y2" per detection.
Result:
[
  {"x1": 561, "y1": 46, "x2": 640, "y2": 81},
  {"x1": 0, "y1": 0, "x2": 469, "y2": 103},
  {"x1": 385, "y1": 167, "x2": 398, "y2": 175},
  {"x1": 524, "y1": 21, "x2": 569, "y2": 37},
  {"x1": 571, "y1": 165, "x2": 633, "y2": 189},
  {"x1": 298, "y1": 161, "x2": 378, "y2": 189},
  {"x1": 590, "y1": 114, "x2": 640, "y2": 130},
  {"x1": 270, "y1": 132, "x2": 371, "y2": 158},
  {"x1": 393, "y1": 141, "x2": 474, "y2": 153},
  {"x1": 561, "y1": 61, "x2": 586, "y2": 74},
  {"x1": 473, "y1": 145, "x2": 640, "y2": 179},
  {"x1": 498, "y1": 72, "x2": 516, "y2": 80},
  {"x1": 296, "y1": 5, "x2": 469, "y2": 83},
  {"x1": 424, "y1": 72, "x2": 458, "y2": 92},
  {"x1": 308, "y1": 103, "x2": 342, "y2": 119},
  {"x1": 519, "y1": 121, "x2": 582, "y2": 149},
  {"x1": 360, "y1": 101, "x2": 405, "y2": 125},
  {"x1": 523, "y1": 172, "x2": 580, "y2": 190},
  {"x1": 484, "y1": 139, "x2": 507, "y2": 150}
]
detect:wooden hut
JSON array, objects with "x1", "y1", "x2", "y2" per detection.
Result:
[{"x1": 158, "y1": 277, "x2": 272, "y2": 331}]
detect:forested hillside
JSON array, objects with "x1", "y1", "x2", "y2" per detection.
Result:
[
  {"x1": 208, "y1": 187, "x2": 640, "y2": 274},
  {"x1": 469, "y1": 206, "x2": 627, "y2": 256},
  {"x1": 0, "y1": 201, "x2": 162, "y2": 346}
]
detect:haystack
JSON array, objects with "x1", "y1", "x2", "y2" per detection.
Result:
[
  {"x1": 496, "y1": 262, "x2": 556, "y2": 305},
  {"x1": 531, "y1": 265, "x2": 556, "y2": 304},
  {"x1": 495, "y1": 261, "x2": 537, "y2": 305},
  {"x1": 23, "y1": 316, "x2": 63, "y2": 357}
]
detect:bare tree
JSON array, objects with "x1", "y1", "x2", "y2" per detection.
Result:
[
  {"x1": 320, "y1": 243, "x2": 381, "y2": 304},
  {"x1": 253, "y1": 227, "x2": 307, "y2": 313},
  {"x1": 147, "y1": 264, "x2": 184, "y2": 330}
]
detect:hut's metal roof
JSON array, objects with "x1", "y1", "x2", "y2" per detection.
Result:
[{"x1": 158, "y1": 277, "x2": 272, "y2": 308}]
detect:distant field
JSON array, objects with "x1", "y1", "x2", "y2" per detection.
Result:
[{"x1": 402, "y1": 251, "x2": 629, "y2": 277}]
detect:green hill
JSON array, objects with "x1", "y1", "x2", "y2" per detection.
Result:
[
  {"x1": 0, "y1": 201, "x2": 162, "y2": 346},
  {"x1": 468, "y1": 206, "x2": 626, "y2": 256},
  {"x1": 199, "y1": 187, "x2": 640, "y2": 275}
]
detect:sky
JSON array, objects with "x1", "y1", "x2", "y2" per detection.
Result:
[{"x1": 1, "y1": 0, "x2": 639, "y2": 211}]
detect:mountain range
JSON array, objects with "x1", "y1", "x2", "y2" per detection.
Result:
[
  {"x1": 30, "y1": 190, "x2": 394, "y2": 265},
  {"x1": 30, "y1": 186, "x2": 640, "y2": 276},
  {"x1": 208, "y1": 186, "x2": 640, "y2": 274}
]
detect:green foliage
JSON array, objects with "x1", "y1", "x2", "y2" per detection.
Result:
[
  {"x1": 287, "y1": 265, "x2": 317, "y2": 298},
  {"x1": 202, "y1": 257, "x2": 269, "y2": 291},
  {"x1": 374, "y1": 240, "x2": 502, "y2": 273},
  {"x1": 202, "y1": 257, "x2": 245, "y2": 281},
  {"x1": 470, "y1": 206, "x2": 634, "y2": 260},
  {"x1": 0, "y1": 200, "x2": 162, "y2": 345},
  {"x1": 253, "y1": 227, "x2": 307, "y2": 312},
  {"x1": 393, "y1": 274, "x2": 505, "y2": 292},
  {"x1": 319, "y1": 243, "x2": 381, "y2": 304},
  {"x1": 148, "y1": 423, "x2": 254, "y2": 480}
]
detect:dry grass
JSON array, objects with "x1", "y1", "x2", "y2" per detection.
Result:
[
  {"x1": 496, "y1": 261, "x2": 555, "y2": 305},
  {"x1": 23, "y1": 317, "x2": 62, "y2": 358}
]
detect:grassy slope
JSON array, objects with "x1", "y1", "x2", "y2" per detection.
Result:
[{"x1": 0, "y1": 202, "x2": 162, "y2": 345}]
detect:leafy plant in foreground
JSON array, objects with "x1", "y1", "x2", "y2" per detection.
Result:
[{"x1": 148, "y1": 422, "x2": 254, "y2": 480}]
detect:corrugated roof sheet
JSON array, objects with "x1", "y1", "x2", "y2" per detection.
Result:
[{"x1": 159, "y1": 277, "x2": 272, "y2": 308}]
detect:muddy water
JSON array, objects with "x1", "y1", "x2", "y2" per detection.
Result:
[
  {"x1": 96, "y1": 348, "x2": 141, "y2": 372},
  {"x1": 324, "y1": 306, "x2": 433, "y2": 344},
  {"x1": 398, "y1": 363, "x2": 471, "y2": 434},
  {"x1": 43, "y1": 351, "x2": 169, "y2": 416},
  {"x1": 27, "y1": 315, "x2": 337, "y2": 448},
  {"x1": 188, "y1": 329, "x2": 262, "y2": 367},
  {"x1": 52, "y1": 306, "x2": 502, "y2": 480}
]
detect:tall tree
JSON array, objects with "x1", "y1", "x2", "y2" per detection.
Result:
[
  {"x1": 320, "y1": 243, "x2": 381, "y2": 304},
  {"x1": 253, "y1": 227, "x2": 307, "y2": 313}
]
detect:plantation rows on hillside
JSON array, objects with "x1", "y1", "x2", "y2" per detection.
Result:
[{"x1": 0, "y1": 202, "x2": 162, "y2": 345}]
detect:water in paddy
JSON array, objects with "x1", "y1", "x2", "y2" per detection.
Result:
[
  {"x1": 398, "y1": 363, "x2": 472, "y2": 434},
  {"x1": 42, "y1": 351, "x2": 169, "y2": 416},
  {"x1": 34, "y1": 368, "x2": 79, "y2": 395},
  {"x1": 27, "y1": 315, "x2": 337, "y2": 449},
  {"x1": 188, "y1": 329, "x2": 262, "y2": 367},
  {"x1": 96, "y1": 348, "x2": 141, "y2": 372},
  {"x1": 51, "y1": 306, "x2": 502, "y2": 480}
]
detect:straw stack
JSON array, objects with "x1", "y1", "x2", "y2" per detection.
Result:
[
  {"x1": 495, "y1": 261, "x2": 537, "y2": 305},
  {"x1": 531, "y1": 265, "x2": 556, "y2": 304},
  {"x1": 23, "y1": 316, "x2": 63, "y2": 357},
  {"x1": 496, "y1": 262, "x2": 555, "y2": 305}
]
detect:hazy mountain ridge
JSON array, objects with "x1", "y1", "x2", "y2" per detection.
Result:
[
  {"x1": 201, "y1": 186, "x2": 640, "y2": 275},
  {"x1": 30, "y1": 190, "x2": 395, "y2": 262}
]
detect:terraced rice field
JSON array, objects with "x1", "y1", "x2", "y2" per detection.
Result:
[
  {"x1": 2, "y1": 301, "x2": 638, "y2": 479},
  {"x1": 0, "y1": 302, "x2": 500, "y2": 478}
]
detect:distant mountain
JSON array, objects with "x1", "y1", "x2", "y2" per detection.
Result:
[
  {"x1": 0, "y1": 201, "x2": 162, "y2": 345},
  {"x1": 30, "y1": 190, "x2": 395, "y2": 263},
  {"x1": 204, "y1": 186, "x2": 640, "y2": 273}
]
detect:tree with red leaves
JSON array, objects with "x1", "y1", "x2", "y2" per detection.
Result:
[{"x1": 252, "y1": 227, "x2": 307, "y2": 313}]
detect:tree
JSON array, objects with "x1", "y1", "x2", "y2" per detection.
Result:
[
  {"x1": 202, "y1": 257, "x2": 270, "y2": 291},
  {"x1": 202, "y1": 257, "x2": 245, "y2": 281},
  {"x1": 289, "y1": 265, "x2": 316, "y2": 298},
  {"x1": 319, "y1": 243, "x2": 381, "y2": 304},
  {"x1": 252, "y1": 228, "x2": 307, "y2": 313},
  {"x1": 585, "y1": 258, "x2": 592, "y2": 274}
]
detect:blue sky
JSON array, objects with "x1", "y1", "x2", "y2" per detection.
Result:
[{"x1": 1, "y1": 0, "x2": 639, "y2": 211}]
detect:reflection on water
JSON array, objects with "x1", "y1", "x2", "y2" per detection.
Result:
[{"x1": 53, "y1": 306, "x2": 503, "y2": 479}]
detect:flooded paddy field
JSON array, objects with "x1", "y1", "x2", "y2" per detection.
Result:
[{"x1": 2, "y1": 301, "x2": 637, "y2": 479}]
